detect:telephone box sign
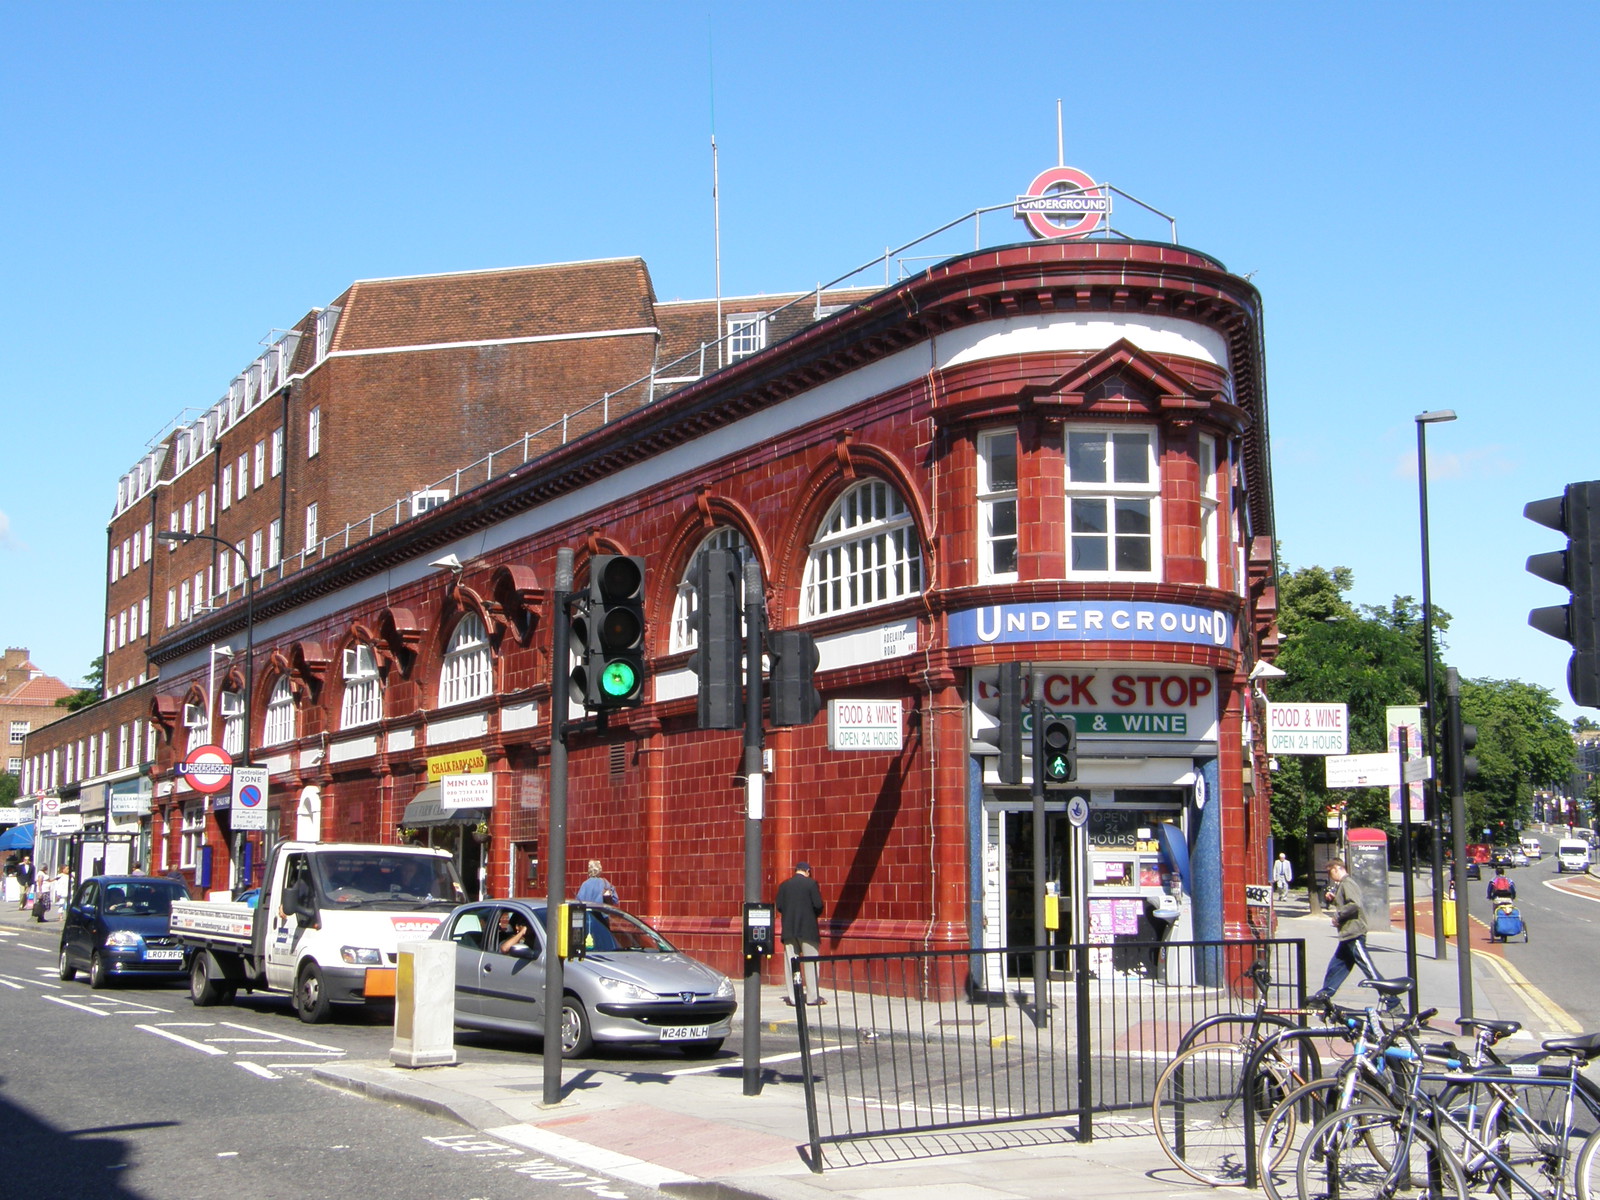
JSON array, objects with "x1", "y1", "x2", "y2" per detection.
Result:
[{"x1": 1015, "y1": 166, "x2": 1111, "y2": 239}]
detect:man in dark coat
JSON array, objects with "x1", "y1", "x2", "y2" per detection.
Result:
[{"x1": 775, "y1": 861, "x2": 824, "y2": 1006}]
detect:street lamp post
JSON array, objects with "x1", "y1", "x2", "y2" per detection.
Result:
[
  {"x1": 159, "y1": 531, "x2": 255, "y2": 884},
  {"x1": 1416, "y1": 410, "x2": 1456, "y2": 966}
]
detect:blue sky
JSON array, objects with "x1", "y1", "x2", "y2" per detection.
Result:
[{"x1": 2, "y1": 3, "x2": 1596, "y2": 719}]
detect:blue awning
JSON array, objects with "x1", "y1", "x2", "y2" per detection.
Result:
[{"x1": 0, "y1": 823, "x2": 35, "y2": 852}]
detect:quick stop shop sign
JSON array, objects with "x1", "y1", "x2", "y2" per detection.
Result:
[{"x1": 1265, "y1": 703, "x2": 1349, "y2": 756}]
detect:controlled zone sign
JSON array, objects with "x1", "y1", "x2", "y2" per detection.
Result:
[
  {"x1": 1265, "y1": 703, "x2": 1348, "y2": 755},
  {"x1": 231, "y1": 767, "x2": 269, "y2": 831},
  {"x1": 178, "y1": 743, "x2": 234, "y2": 794}
]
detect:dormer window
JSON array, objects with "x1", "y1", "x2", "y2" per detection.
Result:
[
  {"x1": 315, "y1": 307, "x2": 341, "y2": 364},
  {"x1": 726, "y1": 313, "x2": 767, "y2": 362}
]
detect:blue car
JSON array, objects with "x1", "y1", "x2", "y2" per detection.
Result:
[{"x1": 57, "y1": 875, "x2": 191, "y2": 988}]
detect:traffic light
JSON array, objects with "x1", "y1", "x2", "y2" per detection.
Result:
[
  {"x1": 1526, "y1": 481, "x2": 1600, "y2": 708},
  {"x1": 686, "y1": 548, "x2": 743, "y2": 729},
  {"x1": 1445, "y1": 671, "x2": 1478, "y2": 795},
  {"x1": 574, "y1": 555, "x2": 646, "y2": 710},
  {"x1": 767, "y1": 629, "x2": 821, "y2": 726},
  {"x1": 996, "y1": 663, "x2": 1023, "y2": 786},
  {"x1": 1036, "y1": 715, "x2": 1078, "y2": 786}
]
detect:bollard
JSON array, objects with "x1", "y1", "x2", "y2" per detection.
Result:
[{"x1": 391, "y1": 939, "x2": 456, "y2": 1068}]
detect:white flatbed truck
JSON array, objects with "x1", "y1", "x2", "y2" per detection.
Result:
[{"x1": 170, "y1": 841, "x2": 464, "y2": 1023}]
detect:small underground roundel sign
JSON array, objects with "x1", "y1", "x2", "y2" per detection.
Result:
[
  {"x1": 1014, "y1": 165, "x2": 1110, "y2": 239},
  {"x1": 177, "y1": 743, "x2": 234, "y2": 794}
]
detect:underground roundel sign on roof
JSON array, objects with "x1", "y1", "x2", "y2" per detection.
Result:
[
  {"x1": 1014, "y1": 165, "x2": 1110, "y2": 240},
  {"x1": 178, "y1": 743, "x2": 234, "y2": 794}
]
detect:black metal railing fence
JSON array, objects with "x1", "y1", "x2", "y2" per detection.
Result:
[{"x1": 793, "y1": 937, "x2": 1306, "y2": 1170}]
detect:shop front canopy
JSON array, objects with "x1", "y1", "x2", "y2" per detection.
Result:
[{"x1": 0, "y1": 823, "x2": 35, "y2": 852}]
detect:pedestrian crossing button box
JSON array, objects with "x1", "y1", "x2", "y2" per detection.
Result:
[{"x1": 744, "y1": 902, "x2": 774, "y2": 957}]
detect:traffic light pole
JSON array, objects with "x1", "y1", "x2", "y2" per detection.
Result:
[
  {"x1": 544, "y1": 548, "x2": 574, "y2": 1107},
  {"x1": 741, "y1": 560, "x2": 766, "y2": 1097},
  {"x1": 1029, "y1": 695, "x2": 1048, "y2": 1027}
]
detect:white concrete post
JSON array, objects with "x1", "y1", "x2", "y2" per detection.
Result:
[{"x1": 390, "y1": 939, "x2": 456, "y2": 1068}]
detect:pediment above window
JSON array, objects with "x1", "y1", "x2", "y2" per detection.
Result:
[
  {"x1": 1024, "y1": 338, "x2": 1215, "y2": 416},
  {"x1": 489, "y1": 564, "x2": 544, "y2": 646}
]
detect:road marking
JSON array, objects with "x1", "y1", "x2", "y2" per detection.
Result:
[
  {"x1": 44, "y1": 994, "x2": 110, "y2": 1016},
  {"x1": 219, "y1": 1021, "x2": 341, "y2": 1051},
  {"x1": 0, "y1": 979, "x2": 22, "y2": 990},
  {"x1": 136, "y1": 1023, "x2": 227, "y2": 1055},
  {"x1": 663, "y1": 1042, "x2": 845, "y2": 1076},
  {"x1": 236, "y1": 1062, "x2": 280, "y2": 1079},
  {"x1": 0, "y1": 970, "x2": 61, "y2": 989},
  {"x1": 1473, "y1": 951, "x2": 1582, "y2": 1034}
]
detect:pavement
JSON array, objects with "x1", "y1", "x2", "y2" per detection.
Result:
[{"x1": 2, "y1": 875, "x2": 1587, "y2": 1200}]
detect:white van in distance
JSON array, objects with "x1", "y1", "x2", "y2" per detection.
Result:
[
  {"x1": 1521, "y1": 836, "x2": 1543, "y2": 861},
  {"x1": 1557, "y1": 838, "x2": 1591, "y2": 874}
]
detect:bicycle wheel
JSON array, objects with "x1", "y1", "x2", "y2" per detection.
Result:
[
  {"x1": 1259, "y1": 1076, "x2": 1395, "y2": 1200},
  {"x1": 1152, "y1": 1041, "x2": 1298, "y2": 1186},
  {"x1": 1566, "y1": 1119, "x2": 1600, "y2": 1200},
  {"x1": 1297, "y1": 1104, "x2": 1465, "y2": 1200},
  {"x1": 1476, "y1": 1084, "x2": 1577, "y2": 1200}
]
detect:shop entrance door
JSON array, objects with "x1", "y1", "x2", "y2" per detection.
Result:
[{"x1": 1001, "y1": 807, "x2": 1075, "y2": 978}]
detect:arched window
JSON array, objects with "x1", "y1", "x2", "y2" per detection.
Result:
[
  {"x1": 439, "y1": 614, "x2": 492, "y2": 707},
  {"x1": 220, "y1": 687, "x2": 245, "y2": 755},
  {"x1": 263, "y1": 677, "x2": 295, "y2": 746},
  {"x1": 801, "y1": 479, "x2": 923, "y2": 620},
  {"x1": 340, "y1": 643, "x2": 382, "y2": 729},
  {"x1": 182, "y1": 696, "x2": 209, "y2": 748},
  {"x1": 670, "y1": 527, "x2": 758, "y2": 653}
]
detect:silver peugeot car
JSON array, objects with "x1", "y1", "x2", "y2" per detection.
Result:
[{"x1": 430, "y1": 898, "x2": 736, "y2": 1057}]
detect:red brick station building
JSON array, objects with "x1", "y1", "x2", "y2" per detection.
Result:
[{"x1": 21, "y1": 177, "x2": 1280, "y2": 980}]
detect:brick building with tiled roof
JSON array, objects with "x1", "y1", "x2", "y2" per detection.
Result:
[{"x1": 1, "y1": 648, "x2": 72, "y2": 779}]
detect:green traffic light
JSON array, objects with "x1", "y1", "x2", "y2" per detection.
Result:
[
  {"x1": 1048, "y1": 755, "x2": 1069, "y2": 779},
  {"x1": 600, "y1": 660, "x2": 638, "y2": 697}
]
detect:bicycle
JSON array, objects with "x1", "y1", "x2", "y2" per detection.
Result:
[
  {"x1": 1151, "y1": 957, "x2": 1338, "y2": 1186},
  {"x1": 1297, "y1": 1030, "x2": 1600, "y2": 1200}
]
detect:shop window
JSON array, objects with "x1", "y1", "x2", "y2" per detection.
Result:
[
  {"x1": 263, "y1": 677, "x2": 295, "y2": 747},
  {"x1": 341, "y1": 643, "x2": 382, "y2": 729},
  {"x1": 670, "y1": 527, "x2": 757, "y2": 652},
  {"x1": 439, "y1": 614, "x2": 492, "y2": 707},
  {"x1": 977, "y1": 428, "x2": 1019, "y2": 582},
  {"x1": 802, "y1": 479, "x2": 923, "y2": 620},
  {"x1": 1064, "y1": 426, "x2": 1159, "y2": 579}
]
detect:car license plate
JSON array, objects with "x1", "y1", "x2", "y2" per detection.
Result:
[
  {"x1": 145, "y1": 949, "x2": 183, "y2": 961},
  {"x1": 660, "y1": 1025, "x2": 710, "y2": 1041}
]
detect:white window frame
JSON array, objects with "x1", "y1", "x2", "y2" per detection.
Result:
[
  {"x1": 220, "y1": 688, "x2": 245, "y2": 755},
  {"x1": 1198, "y1": 433, "x2": 1220, "y2": 588},
  {"x1": 268, "y1": 519, "x2": 281, "y2": 569},
  {"x1": 304, "y1": 502, "x2": 318, "y2": 554},
  {"x1": 340, "y1": 643, "x2": 382, "y2": 729},
  {"x1": 253, "y1": 441, "x2": 265, "y2": 490},
  {"x1": 438, "y1": 614, "x2": 492, "y2": 707},
  {"x1": 221, "y1": 464, "x2": 232, "y2": 509},
  {"x1": 801, "y1": 479, "x2": 924, "y2": 621},
  {"x1": 1063, "y1": 425, "x2": 1161, "y2": 581},
  {"x1": 180, "y1": 802, "x2": 204, "y2": 869},
  {"x1": 166, "y1": 589, "x2": 177, "y2": 629},
  {"x1": 141, "y1": 597, "x2": 150, "y2": 636},
  {"x1": 196, "y1": 490, "x2": 207, "y2": 532},
  {"x1": 977, "y1": 427, "x2": 1020, "y2": 583},
  {"x1": 109, "y1": 547, "x2": 119, "y2": 584},
  {"x1": 307, "y1": 405, "x2": 321, "y2": 457},
  {"x1": 315, "y1": 307, "x2": 340, "y2": 363},
  {"x1": 180, "y1": 580, "x2": 191, "y2": 621},
  {"x1": 263, "y1": 676, "x2": 295, "y2": 747},
  {"x1": 250, "y1": 530, "x2": 263, "y2": 577},
  {"x1": 9, "y1": 721, "x2": 28, "y2": 745},
  {"x1": 725, "y1": 312, "x2": 767, "y2": 362},
  {"x1": 270, "y1": 426, "x2": 284, "y2": 477},
  {"x1": 670, "y1": 527, "x2": 756, "y2": 653}
]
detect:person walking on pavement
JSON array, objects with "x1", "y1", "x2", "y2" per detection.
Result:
[
  {"x1": 1307, "y1": 858, "x2": 1389, "y2": 1009},
  {"x1": 775, "y1": 861, "x2": 825, "y2": 1006},
  {"x1": 1271, "y1": 853, "x2": 1294, "y2": 898},
  {"x1": 575, "y1": 860, "x2": 619, "y2": 906}
]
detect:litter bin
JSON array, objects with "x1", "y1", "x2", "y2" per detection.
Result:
[{"x1": 1442, "y1": 899, "x2": 1457, "y2": 938}]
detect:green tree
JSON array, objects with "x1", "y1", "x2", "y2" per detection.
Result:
[
  {"x1": 0, "y1": 773, "x2": 18, "y2": 805},
  {"x1": 1267, "y1": 559, "x2": 1432, "y2": 861},
  {"x1": 56, "y1": 655, "x2": 104, "y2": 712},
  {"x1": 1460, "y1": 678, "x2": 1574, "y2": 835}
]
